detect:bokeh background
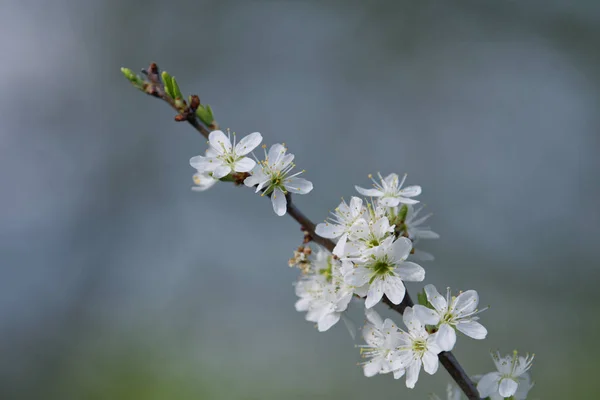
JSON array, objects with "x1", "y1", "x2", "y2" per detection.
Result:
[{"x1": 2, "y1": 0, "x2": 599, "y2": 399}]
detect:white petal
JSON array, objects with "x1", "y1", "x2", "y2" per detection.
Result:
[
  {"x1": 190, "y1": 155, "x2": 217, "y2": 172},
  {"x1": 378, "y1": 197, "x2": 401, "y2": 207},
  {"x1": 191, "y1": 173, "x2": 218, "y2": 192},
  {"x1": 285, "y1": 177, "x2": 313, "y2": 194},
  {"x1": 413, "y1": 305, "x2": 440, "y2": 325},
  {"x1": 402, "y1": 307, "x2": 423, "y2": 334},
  {"x1": 208, "y1": 130, "x2": 231, "y2": 153},
  {"x1": 436, "y1": 323, "x2": 457, "y2": 352},
  {"x1": 396, "y1": 261, "x2": 425, "y2": 282},
  {"x1": 392, "y1": 368, "x2": 406, "y2": 380},
  {"x1": 267, "y1": 143, "x2": 286, "y2": 165},
  {"x1": 405, "y1": 359, "x2": 421, "y2": 388},
  {"x1": 317, "y1": 313, "x2": 340, "y2": 332},
  {"x1": 477, "y1": 372, "x2": 501, "y2": 397},
  {"x1": 344, "y1": 266, "x2": 370, "y2": 287},
  {"x1": 212, "y1": 165, "x2": 231, "y2": 179},
  {"x1": 349, "y1": 196, "x2": 363, "y2": 216},
  {"x1": 271, "y1": 188, "x2": 287, "y2": 216},
  {"x1": 355, "y1": 186, "x2": 382, "y2": 197},
  {"x1": 315, "y1": 223, "x2": 343, "y2": 238},
  {"x1": 411, "y1": 249, "x2": 435, "y2": 261},
  {"x1": 424, "y1": 284, "x2": 447, "y2": 312},
  {"x1": 383, "y1": 276, "x2": 406, "y2": 305},
  {"x1": 396, "y1": 197, "x2": 420, "y2": 205},
  {"x1": 294, "y1": 298, "x2": 311, "y2": 312},
  {"x1": 365, "y1": 308, "x2": 384, "y2": 328},
  {"x1": 234, "y1": 132, "x2": 262, "y2": 155},
  {"x1": 233, "y1": 157, "x2": 256, "y2": 173},
  {"x1": 456, "y1": 321, "x2": 487, "y2": 340},
  {"x1": 417, "y1": 230, "x2": 440, "y2": 239},
  {"x1": 391, "y1": 237, "x2": 413, "y2": 261},
  {"x1": 452, "y1": 290, "x2": 479, "y2": 315},
  {"x1": 399, "y1": 185, "x2": 422, "y2": 197},
  {"x1": 422, "y1": 351, "x2": 439, "y2": 374},
  {"x1": 365, "y1": 279, "x2": 384, "y2": 308},
  {"x1": 363, "y1": 360, "x2": 382, "y2": 377},
  {"x1": 499, "y1": 378, "x2": 518, "y2": 397},
  {"x1": 332, "y1": 234, "x2": 347, "y2": 257}
]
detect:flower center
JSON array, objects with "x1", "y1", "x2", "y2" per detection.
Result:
[
  {"x1": 318, "y1": 257, "x2": 333, "y2": 282},
  {"x1": 412, "y1": 339, "x2": 427, "y2": 354},
  {"x1": 441, "y1": 312, "x2": 454, "y2": 324},
  {"x1": 368, "y1": 258, "x2": 395, "y2": 284}
]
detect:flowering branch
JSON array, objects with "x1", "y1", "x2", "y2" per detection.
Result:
[{"x1": 121, "y1": 62, "x2": 535, "y2": 400}]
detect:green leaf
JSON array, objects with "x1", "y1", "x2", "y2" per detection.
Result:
[
  {"x1": 171, "y1": 77, "x2": 182, "y2": 99},
  {"x1": 161, "y1": 71, "x2": 174, "y2": 98},
  {"x1": 196, "y1": 104, "x2": 215, "y2": 126},
  {"x1": 121, "y1": 67, "x2": 144, "y2": 88}
]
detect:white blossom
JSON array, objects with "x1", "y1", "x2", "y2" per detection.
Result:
[
  {"x1": 413, "y1": 285, "x2": 487, "y2": 351},
  {"x1": 477, "y1": 351, "x2": 535, "y2": 399},
  {"x1": 343, "y1": 236, "x2": 425, "y2": 308},
  {"x1": 355, "y1": 173, "x2": 421, "y2": 207},
  {"x1": 404, "y1": 205, "x2": 439, "y2": 241},
  {"x1": 244, "y1": 143, "x2": 313, "y2": 216},
  {"x1": 358, "y1": 309, "x2": 404, "y2": 377},
  {"x1": 294, "y1": 250, "x2": 353, "y2": 332},
  {"x1": 191, "y1": 171, "x2": 218, "y2": 192},
  {"x1": 315, "y1": 197, "x2": 366, "y2": 256},
  {"x1": 190, "y1": 130, "x2": 262, "y2": 179},
  {"x1": 337, "y1": 211, "x2": 395, "y2": 259},
  {"x1": 392, "y1": 307, "x2": 443, "y2": 388}
]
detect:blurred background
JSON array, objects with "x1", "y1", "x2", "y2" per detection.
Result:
[{"x1": 1, "y1": 0, "x2": 599, "y2": 398}]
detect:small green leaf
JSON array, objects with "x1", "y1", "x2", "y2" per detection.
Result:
[
  {"x1": 161, "y1": 71, "x2": 174, "y2": 98},
  {"x1": 196, "y1": 104, "x2": 215, "y2": 126},
  {"x1": 121, "y1": 67, "x2": 145, "y2": 88},
  {"x1": 171, "y1": 77, "x2": 182, "y2": 99},
  {"x1": 398, "y1": 204, "x2": 408, "y2": 222}
]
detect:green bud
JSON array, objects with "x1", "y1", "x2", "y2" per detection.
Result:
[
  {"x1": 174, "y1": 98, "x2": 186, "y2": 109},
  {"x1": 161, "y1": 71, "x2": 174, "y2": 98},
  {"x1": 171, "y1": 77, "x2": 183, "y2": 99},
  {"x1": 121, "y1": 67, "x2": 144, "y2": 88},
  {"x1": 196, "y1": 104, "x2": 215, "y2": 126},
  {"x1": 398, "y1": 204, "x2": 408, "y2": 222}
]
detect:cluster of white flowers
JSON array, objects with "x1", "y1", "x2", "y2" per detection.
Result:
[
  {"x1": 187, "y1": 131, "x2": 536, "y2": 398},
  {"x1": 190, "y1": 130, "x2": 313, "y2": 216}
]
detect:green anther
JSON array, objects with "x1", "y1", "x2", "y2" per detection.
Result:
[{"x1": 412, "y1": 339, "x2": 427, "y2": 353}]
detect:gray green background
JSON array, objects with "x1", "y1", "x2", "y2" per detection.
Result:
[{"x1": 1, "y1": 0, "x2": 599, "y2": 399}]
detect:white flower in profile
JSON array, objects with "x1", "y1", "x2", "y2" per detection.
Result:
[
  {"x1": 392, "y1": 307, "x2": 443, "y2": 388},
  {"x1": 355, "y1": 173, "x2": 421, "y2": 207},
  {"x1": 294, "y1": 250, "x2": 353, "y2": 332},
  {"x1": 191, "y1": 171, "x2": 218, "y2": 192},
  {"x1": 404, "y1": 205, "x2": 439, "y2": 241},
  {"x1": 315, "y1": 197, "x2": 366, "y2": 256},
  {"x1": 413, "y1": 285, "x2": 488, "y2": 351},
  {"x1": 343, "y1": 236, "x2": 425, "y2": 308},
  {"x1": 477, "y1": 351, "x2": 535, "y2": 400},
  {"x1": 358, "y1": 309, "x2": 404, "y2": 377},
  {"x1": 244, "y1": 143, "x2": 313, "y2": 216},
  {"x1": 190, "y1": 130, "x2": 262, "y2": 179},
  {"x1": 430, "y1": 383, "x2": 463, "y2": 400}
]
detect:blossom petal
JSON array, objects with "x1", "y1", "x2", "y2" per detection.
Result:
[
  {"x1": 285, "y1": 177, "x2": 313, "y2": 194},
  {"x1": 499, "y1": 378, "x2": 518, "y2": 397},
  {"x1": 349, "y1": 196, "x2": 363, "y2": 216},
  {"x1": 422, "y1": 351, "x2": 439, "y2": 374},
  {"x1": 267, "y1": 143, "x2": 286, "y2": 165},
  {"x1": 315, "y1": 223, "x2": 343, "y2": 238},
  {"x1": 402, "y1": 307, "x2": 424, "y2": 334},
  {"x1": 436, "y1": 323, "x2": 456, "y2": 352},
  {"x1": 190, "y1": 155, "x2": 217, "y2": 172},
  {"x1": 452, "y1": 290, "x2": 479, "y2": 315},
  {"x1": 396, "y1": 197, "x2": 419, "y2": 205},
  {"x1": 234, "y1": 132, "x2": 262, "y2": 155},
  {"x1": 294, "y1": 298, "x2": 311, "y2": 312},
  {"x1": 355, "y1": 186, "x2": 382, "y2": 197},
  {"x1": 393, "y1": 368, "x2": 406, "y2": 379},
  {"x1": 208, "y1": 130, "x2": 231, "y2": 153},
  {"x1": 400, "y1": 185, "x2": 422, "y2": 197},
  {"x1": 456, "y1": 321, "x2": 487, "y2": 340},
  {"x1": 413, "y1": 305, "x2": 440, "y2": 325},
  {"x1": 477, "y1": 372, "x2": 501, "y2": 397},
  {"x1": 365, "y1": 308, "x2": 384, "y2": 328},
  {"x1": 365, "y1": 279, "x2": 385, "y2": 308},
  {"x1": 405, "y1": 358, "x2": 421, "y2": 388},
  {"x1": 363, "y1": 360, "x2": 382, "y2": 377},
  {"x1": 212, "y1": 165, "x2": 231, "y2": 179},
  {"x1": 383, "y1": 276, "x2": 405, "y2": 305},
  {"x1": 233, "y1": 157, "x2": 256, "y2": 173},
  {"x1": 332, "y1": 233, "x2": 347, "y2": 257},
  {"x1": 391, "y1": 237, "x2": 413, "y2": 261},
  {"x1": 379, "y1": 197, "x2": 401, "y2": 207},
  {"x1": 344, "y1": 266, "x2": 370, "y2": 287},
  {"x1": 396, "y1": 261, "x2": 425, "y2": 282},
  {"x1": 317, "y1": 313, "x2": 340, "y2": 332},
  {"x1": 271, "y1": 188, "x2": 287, "y2": 216},
  {"x1": 192, "y1": 173, "x2": 218, "y2": 192},
  {"x1": 417, "y1": 230, "x2": 440, "y2": 239},
  {"x1": 424, "y1": 284, "x2": 447, "y2": 313}
]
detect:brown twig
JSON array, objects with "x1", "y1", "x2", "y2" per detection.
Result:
[{"x1": 138, "y1": 63, "x2": 481, "y2": 400}]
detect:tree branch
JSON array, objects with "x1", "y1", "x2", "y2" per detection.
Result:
[{"x1": 141, "y1": 68, "x2": 481, "y2": 400}]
